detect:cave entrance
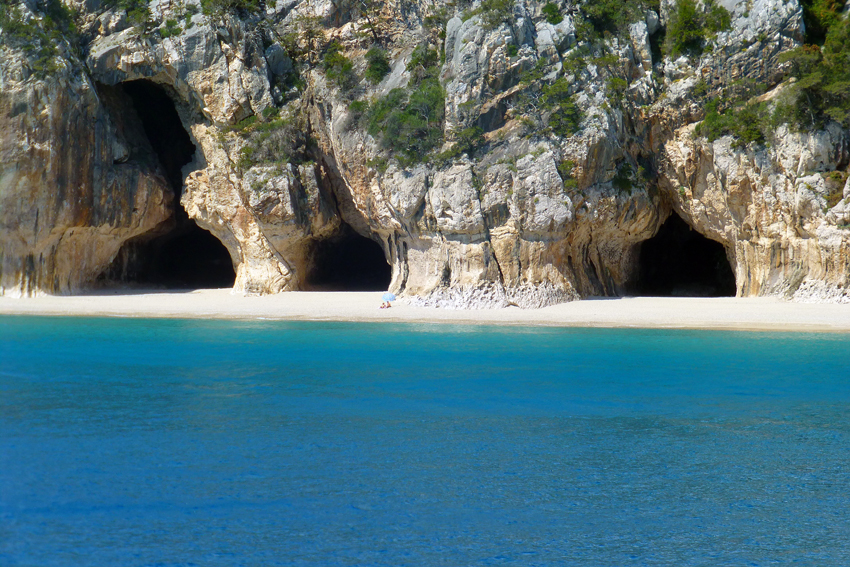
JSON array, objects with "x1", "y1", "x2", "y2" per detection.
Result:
[
  {"x1": 306, "y1": 223, "x2": 391, "y2": 291},
  {"x1": 101, "y1": 79, "x2": 235, "y2": 289},
  {"x1": 634, "y1": 212, "x2": 735, "y2": 297}
]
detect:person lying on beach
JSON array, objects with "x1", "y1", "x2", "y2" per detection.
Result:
[{"x1": 379, "y1": 302, "x2": 386, "y2": 309}]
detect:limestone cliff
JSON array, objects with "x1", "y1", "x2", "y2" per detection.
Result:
[{"x1": 1, "y1": 0, "x2": 848, "y2": 305}]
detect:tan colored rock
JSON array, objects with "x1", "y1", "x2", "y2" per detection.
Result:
[
  {"x1": 0, "y1": 37, "x2": 172, "y2": 295},
  {"x1": 2, "y1": 0, "x2": 849, "y2": 308}
]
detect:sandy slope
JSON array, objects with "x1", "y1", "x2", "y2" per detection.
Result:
[{"x1": 2, "y1": 289, "x2": 850, "y2": 332}]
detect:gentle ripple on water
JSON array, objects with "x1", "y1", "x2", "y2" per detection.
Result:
[{"x1": 1, "y1": 316, "x2": 849, "y2": 566}]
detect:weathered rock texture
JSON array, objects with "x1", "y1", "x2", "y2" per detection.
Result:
[{"x1": 1, "y1": 0, "x2": 849, "y2": 304}]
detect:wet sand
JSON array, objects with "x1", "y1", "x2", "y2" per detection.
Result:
[{"x1": 2, "y1": 289, "x2": 850, "y2": 332}]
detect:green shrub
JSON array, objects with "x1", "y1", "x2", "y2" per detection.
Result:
[
  {"x1": 612, "y1": 162, "x2": 633, "y2": 194},
  {"x1": 664, "y1": 0, "x2": 731, "y2": 58},
  {"x1": 776, "y1": 18, "x2": 850, "y2": 129},
  {"x1": 436, "y1": 126, "x2": 484, "y2": 162},
  {"x1": 227, "y1": 110, "x2": 308, "y2": 170},
  {"x1": 405, "y1": 44, "x2": 440, "y2": 87},
  {"x1": 694, "y1": 99, "x2": 770, "y2": 146},
  {"x1": 507, "y1": 43, "x2": 518, "y2": 57},
  {"x1": 518, "y1": 57, "x2": 548, "y2": 85},
  {"x1": 692, "y1": 78, "x2": 710, "y2": 98},
  {"x1": 606, "y1": 76, "x2": 628, "y2": 102},
  {"x1": 0, "y1": 4, "x2": 38, "y2": 41},
  {"x1": 541, "y1": 2, "x2": 563, "y2": 25},
  {"x1": 563, "y1": 44, "x2": 591, "y2": 76},
  {"x1": 0, "y1": 0, "x2": 79, "y2": 77},
  {"x1": 423, "y1": 7, "x2": 451, "y2": 31},
  {"x1": 407, "y1": 44, "x2": 439, "y2": 74},
  {"x1": 99, "y1": 0, "x2": 153, "y2": 30},
  {"x1": 200, "y1": 0, "x2": 266, "y2": 18},
  {"x1": 323, "y1": 41, "x2": 356, "y2": 90},
  {"x1": 558, "y1": 160, "x2": 578, "y2": 189},
  {"x1": 541, "y1": 77, "x2": 583, "y2": 137},
  {"x1": 469, "y1": 0, "x2": 514, "y2": 30},
  {"x1": 365, "y1": 46, "x2": 391, "y2": 83},
  {"x1": 548, "y1": 97, "x2": 582, "y2": 137},
  {"x1": 349, "y1": 99, "x2": 368, "y2": 115},
  {"x1": 365, "y1": 78, "x2": 445, "y2": 164},
  {"x1": 160, "y1": 18, "x2": 181, "y2": 38},
  {"x1": 363, "y1": 40, "x2": 445, "y2": 165},
  {"x1": 800, "y1": 0, "x2": 846, "y2": 45},
  {"x1": 41, "y1": 0, "x2": 77, "y2": 33},
  {"x1": 582, "y1": 0, "x2": 648, "y2": 36}
]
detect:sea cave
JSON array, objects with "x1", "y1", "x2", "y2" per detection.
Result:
[
  {"x1": 101, "y1": 79, "x2": 236, "y2": 289},
  {"x1": 305, "y1": 223, "x2": 391, "y2": 291},
  {"x1": 634, "y1": 212, "x2": 736, "y2": 297}
]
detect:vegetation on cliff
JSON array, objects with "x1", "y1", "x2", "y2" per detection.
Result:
[
  {"x1": 664, "y1": 0, "x2": 731, "y2": 57},
  {"x1": 463, "y1": 0, "x2": 515, "y2": 30},
  {"x1": 580, "y1": 0, "x2": 657, "y2": 35},
  {"x1": 777, "y1": 13, "x2": 850, "y2": 129},
  {"x1": 694, "y1": 99, "x2": 770, "y2": 146},
  {"x1": 322, "y1": 41, "x2": 357, "y2": 90},
  {"x1": 363, "y1": 44, "x2": 445, "y2": 166},
  {"x1": 0, "y1": 0, "x2": 78, "y2": 77},
  {"x1": 694, "y1": 0, "x2": 850, "y2": 145},
  {"x1": 200, "y1": 0, "x2": 273, "y2": 19},
  {"x1": 365, "y1": 46, "x2": 391, "y2": 83},
  {"x1": 225, "y1": 107, "x2": 310, "y2": 171}
]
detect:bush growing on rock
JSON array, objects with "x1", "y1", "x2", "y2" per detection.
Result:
[
  {"x1": 0, "y1": 0, "x2": 79, "y2": 77},
  {"x1": 361, "y1": 40, "x2": 445, "y2": 165},
  {"x1": 323, "y1": 41, "x2": 357, "y2": 91},
  {"x1": 695, "y1": 99, "x2": 770, "y2": 147},
  {"x1": 222, "y1": 108, "x2": 310, "y2": 171},
  {"x1": 365, "y1": 46, "x2": 391, "y2": 83},
  {"x1": 776, "y1": 16, "x2": 850, "y2": 129},
  {"x1": 541, "y1": 2, "x2": 563, "y2": 25},
  {"x1": 464, "y1": 0, "x2": 514, "y2": 30},
  {"x1": 612, "y1": 162, "x2": 634, "y2": 194},
  {"x1": 800, "y1": 0, "x2": 846, "y2": 45},
  {"x1": 365, "y1": 79, "x2": 445, "y2": 165},
  {"x1": 435, "y1": 126, "x2": 485, "y2": 163},
  {"x1": 406, "y1": 44, "x2": 439, "y2": 77},
  {"x1": 200, "y1": 0, "x2": 271, "y2": 18},
  {"x1": 558, "y1": 160, "x2": 578, "y2": 189},
  {"x1": 581, "y1": 0, "x2": 656, "y2": 36},
  {"x1": 160, "y1": 18, "x2": 181, "y2": 38},
  {"x1": 541, "y1": 77, "x2": 583, "y2": 137},
  {"x1": 664, "y1": 0, "x2": 731, "y2": 58}
]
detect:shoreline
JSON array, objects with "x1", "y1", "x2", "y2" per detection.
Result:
[{"x1": 2, "y1": 289, "x2": 850, "y2": 333}]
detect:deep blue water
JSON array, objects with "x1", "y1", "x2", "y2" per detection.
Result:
[{"x1": 1, "y1": 316, "x2": 849, "y2": 566}]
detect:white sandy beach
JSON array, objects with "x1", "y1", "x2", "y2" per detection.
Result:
[{"x1": 2, "y1": 289, "x2": 850, "y2": 332}]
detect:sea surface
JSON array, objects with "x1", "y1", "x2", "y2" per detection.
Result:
[{"x1": 1, "y1": 316, "x2": 849, "y2": 566}]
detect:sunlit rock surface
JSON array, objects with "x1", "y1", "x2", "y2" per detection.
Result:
[{"x1": 1, "y1": 0, "x2": 848, "y2": 305}]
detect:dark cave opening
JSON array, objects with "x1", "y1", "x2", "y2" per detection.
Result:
[
  {"x1": 635, "y1": 212, "x2": 736, "y2": 297},
  {"x1": 102, "y1": 80, "x2": 235, "y2": 289},
  {"x1": 306, "y1": 223, "x2": 391, "y2": 291},
  {"x1": 121, "y1": 80, "x2": 197, "y2": 197}
]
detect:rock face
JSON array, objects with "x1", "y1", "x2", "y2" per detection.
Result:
[
  {"x1": 0, "y1": 39, "x2": 173, "y2": 295},
  {"x1": 1, "y1": 0, "x2": 848, "y2": 304}
]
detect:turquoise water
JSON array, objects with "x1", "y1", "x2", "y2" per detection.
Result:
[{"x1": 1, "y1": 316, "x2": 849, "y2": 566}]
